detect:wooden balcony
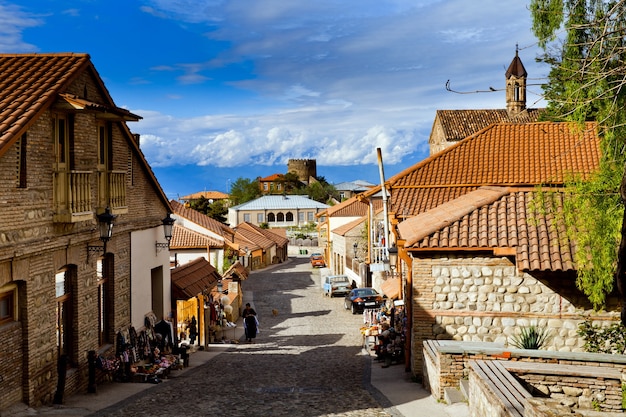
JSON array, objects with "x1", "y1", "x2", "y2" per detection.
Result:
[
  {"x1": 53, "y1": 170, "x2": 93, "y2": 223},
  {"x1": 54, "y1": 170, "x2": 127, "y2": 223}
]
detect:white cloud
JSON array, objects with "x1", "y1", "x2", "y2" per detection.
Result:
[{"x1": 0, "y1": 3, "x2": 41, "y2": 52}]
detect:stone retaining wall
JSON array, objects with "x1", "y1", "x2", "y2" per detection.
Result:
[{"x1": 424, "y1": 340, "x2": 626, "y2": 414}]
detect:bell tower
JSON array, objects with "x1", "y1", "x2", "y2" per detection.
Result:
[{"x1": 505, "y1": 46, "x2": 527, "y2": 116}]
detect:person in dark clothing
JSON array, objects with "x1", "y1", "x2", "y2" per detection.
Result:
[
  {"x1": 188, "y1": 316, "x2": 197, "y2": 345},
  {"x1": 242, "y1": 303, "x2": 258, "y2": 342}
]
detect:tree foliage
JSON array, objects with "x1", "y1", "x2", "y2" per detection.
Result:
[
  {"x1": 530, "y1": 0, "x2": 626, "y2": 318},
  {"x1": 229, "y1": 177, "x2": 261, "y2": 206},
  {"x1": 188, "y1": 197, "x2": 228, "y2": 223}
]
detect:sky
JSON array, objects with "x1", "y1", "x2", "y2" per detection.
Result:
[{"x1": 2, "y1": 0, "x2": 548, "y2": 200}]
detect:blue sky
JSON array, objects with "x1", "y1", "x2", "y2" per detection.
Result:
[{"x1": 3, "y1": 0, "x2": 547, "y2": 199}]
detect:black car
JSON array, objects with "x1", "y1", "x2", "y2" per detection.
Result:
[{"x1": 344, "y1": 288, "x2": 385, "y2": 314}]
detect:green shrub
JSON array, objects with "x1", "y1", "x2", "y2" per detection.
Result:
[
  {"x1": 510, "y1": 325, "x2": 550, "y2": 349},
  {"x1": 577, "y1": 318, "x2": 626, "y2": 354}
]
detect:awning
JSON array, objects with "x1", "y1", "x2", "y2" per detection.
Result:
[
  {"x1": 171, "y1": 257, "x2": 221, "y2": 300},
  {"x1": 222, "y1": 261, "x2": 249, "y2": 281},
  {"x1": 381, "y1": 276, "x2": 401, "y2": 300},
  {"x1": 55, "y1": 93, "x2": 142, "y2": 121}
]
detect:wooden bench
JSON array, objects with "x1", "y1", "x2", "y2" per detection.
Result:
[{"x1": 469, "y1": 360, "x2": 532, "y2": 417}]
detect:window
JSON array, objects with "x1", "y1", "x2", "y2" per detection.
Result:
[
  {"x1": 339, "y1": 191, "x2": 345, "y2": 200},
  {"x1": 277, "y1": 183, "x2": 282, "y2": 191},
  {"x1": 0, "y1": 287, "x2": 16, "y2": 324},
  {"x1": 56, "y1": 267, "x2": 75, "y2": 366},
  {"x1": 277, "y1": 212, "x2": 284, "y2": 222},
  {"x1": 17, "y1": 133, "x2": 27, "y2": 188},
  {"x1": 257, "y1": 213, "x2": 264, "y2": 223},
  {"x1": 308, "y1": 212, "x2": 314, "y2": 222},
  {"x1": 244, "y1": 213, "x2": 251, "y2": 222},
  {"x1": 286, "y1": 212, "x2": 293, "y2": 222},
  {"x1": 267, "y1": 213, "x2": 275, "y2": 222},
  {"x1": 298, "y1": 212, "x2": 305, "y2": 222},
  {"x1": 263, "y1": 183, "x2": 268, "y2": 191}
]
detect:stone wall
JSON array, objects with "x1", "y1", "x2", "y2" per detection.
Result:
[
  {"x1": 410, "y1": 254, "x2": 619, "y2": 376},
  {"x1": 424, "y1": 340, "x2": 626, "y2": 414}
]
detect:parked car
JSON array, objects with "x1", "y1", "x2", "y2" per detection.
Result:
[
  {"x1": 344, "y1": 288, "x2": 385, "y2": 314},
  {"x1": 322, "y1": 275, "x2": 352, "y2": 297},
  {"x1": 310, "y1": 254, "x2": 326, "y2": 268}
]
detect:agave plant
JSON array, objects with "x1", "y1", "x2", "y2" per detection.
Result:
[{"x1": 510, "y1": 325, "x2": 551, "y2": 350}]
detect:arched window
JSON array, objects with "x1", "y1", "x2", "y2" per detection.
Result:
[
  {"x1": 267, "y1": 213, "x2": 276, "y2": 222},
  {"x1": 286, "y1": 212, "x2": 294, "y2": 221},
  {"x1": 277, "y1": 212, "x2": 285, "y2": 222}
]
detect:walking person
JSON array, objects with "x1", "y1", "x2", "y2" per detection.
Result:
[
  {"x1": 242, "y1": 303, "x2": 258, "y2": 343},
  {"x1": 188, "y1": 316, "x2": 198, "y2": 345}
]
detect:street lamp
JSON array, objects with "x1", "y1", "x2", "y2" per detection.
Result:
[
  {"x1": 156, "y1": 213, "x2": 175, "y2": 252},
  {"x1": 88, "y1": 207, "x2": 116, "y2": 257},
  {"x1": 353, "y1": 242, "x2": 358, "y2": 259},
  {"x1": 387, "y1": 246, "x2": 398, "y2": 272}
]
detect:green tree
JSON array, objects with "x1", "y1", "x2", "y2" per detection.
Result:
[
  {"x1": 189, "y1": 197, "x2": 228, "y2": 222},
  {"x1": 303, "y1": 176, "x2": 339, "y2": 203},
  {"x1": 229, "y1": 177, "x2": 261, "y2": 206},
  {"x1": 531, "y1": 0, "x2": 626, "y2": 322}
]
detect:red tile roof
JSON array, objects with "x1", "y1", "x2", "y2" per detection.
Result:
[
  {"x1": 170, "y1": 224, "x2": 224, "y2": 249},
  {"x1": 431, "y1": 109, "x2": 542, "y2": 144},
  {"x1": 237, "y1": 222, "x2": 289, "y2": 247},
  {"x1": 372, "y1": 122, "x2": 600, "y2": 218},
  {"x1": 170, "y1": 200, "x2": 234, "y2": 242},
  {"x1": 234, "y1": 224, "x2": 275, "y2": 250},
  {"x1": 171, "y1": 257, "x2": 221, "y2": 299},
  {"x1": 400, "y1": 187, "x2": 575, "y2": 272}
]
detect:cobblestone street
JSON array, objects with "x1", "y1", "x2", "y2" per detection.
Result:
[{"x1": 90, "y1": 258, "x2": 393, "y2": 417}]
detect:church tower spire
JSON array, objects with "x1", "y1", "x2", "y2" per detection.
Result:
[{"x1": 505, "y1": 45, "x2": 527, "y2": 116}]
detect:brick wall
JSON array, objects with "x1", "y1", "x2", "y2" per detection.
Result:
[{"x1": 0, "y1": 66, "x2": 170, "y2": 410}]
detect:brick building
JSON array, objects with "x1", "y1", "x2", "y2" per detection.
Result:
[{"x1": 0, "y1": 53, "x2": 172, "y2": 409}]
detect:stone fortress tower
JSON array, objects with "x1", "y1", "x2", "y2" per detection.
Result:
[{"x1": 288, "y1": 159, "x2": 317, "y2": 185}]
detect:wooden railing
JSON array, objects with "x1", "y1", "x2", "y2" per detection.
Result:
[
  {"x1": 108, "y1": 170, "x2": 126, "y2": 210},
  {"x1": 54, "y1": 170, "x2": 127, "y2": 223}
]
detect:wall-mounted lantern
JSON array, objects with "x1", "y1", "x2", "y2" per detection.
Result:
[
  {"x1": 88, "y1": 207, "x2": 116, "y2": 257},
  {"x1": 156, "y1": 213, "x2": 175, "y2": 253},
  {"x1": 387, "y1": 246, "x2": 398, "y2": 271}
]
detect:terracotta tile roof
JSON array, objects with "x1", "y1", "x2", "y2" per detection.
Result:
[
  {"x1": 431, "y1": 109, "x2": 542, "y2": 144},
  {"x1": 171, "y1": 257, "x2": 221, "y2": 299},
  {"x1": 259, "y1": 173, "x2": 283, "y2": 181},
  {"x1": 180, "y1": 191, "x2": 229, "y2": 201},
  {"x1": 170, "y1": 224, "x2": 223, "y2": 249},
  {"x1": 234, "y1": 224, "x2": 275, "y2": 250},
  {"x1": 377, "y1": 122, "x2": 600, "y2": 217},
  {"x1": 319, "y1": 195, "x2": 383, "y2": 218},
  {"x1": 397, "y1": 186, "x2": 511, "y2": 246},
  {"x1": 222, "y1": 261, "x2": 249, "y2": 281},
  {"x1": 233, "y1": 234, "x2": 260, "y2": 252},
  {"x1": 237, "y1": 222, "x2": 289, "y2": 247},
  {"x1": 0, "y1": 53, "x2": 90, "y2": 156},
  {"x1": 170, "y1": 200, "x2": 234, "y2": 242},
  {"x1": 401, "y1": 187, "x2": 575, "y2": 272}
]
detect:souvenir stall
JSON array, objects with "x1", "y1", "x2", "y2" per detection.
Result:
[
  {"x1": 206, "y1": 286, "x2": 238, "y2": 344},
  {"x1": 95, "y1": 313, "x2": 182, "y2": 384},
  {"x1": 360, "y1": 300, "x2": 407, "y2": 366}
]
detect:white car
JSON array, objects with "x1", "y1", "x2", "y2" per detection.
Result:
[{"x1": 322, "y1": 275, "x2": 352, "y2": 297}]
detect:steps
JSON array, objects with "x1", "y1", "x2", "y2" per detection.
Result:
[{"x1": 443, "y1": 378, "x2": 469, "y2": 405}]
